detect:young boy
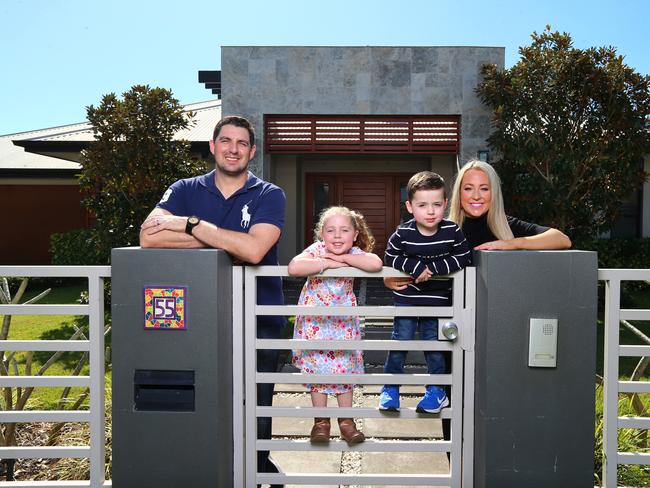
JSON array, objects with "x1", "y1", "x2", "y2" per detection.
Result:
[{"x1": 380, "y1": 171, "x2": 471, "y2": 413}]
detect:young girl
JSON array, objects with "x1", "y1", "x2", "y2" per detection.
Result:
[{"x1": 288, "y1": 206, "x2": 383, "y2": 444}]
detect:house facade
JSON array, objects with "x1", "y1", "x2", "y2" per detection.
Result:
[
  {"x1": 219, "y1": 46, "x2": 502, "y2": 262},
  {"x1": 0, "y1": 127, "x2": 89, "y2": 264}
]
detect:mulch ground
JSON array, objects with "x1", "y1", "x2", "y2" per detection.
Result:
[{"x1": 3, "y1": 422, "x2": 90, "y2": 481}]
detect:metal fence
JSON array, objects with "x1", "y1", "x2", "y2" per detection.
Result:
[
  {"x1": 0, "y1": 265, "x2": 111, "y2": 488},
  {"x1": 1, "y1": 264, "x2": 648, "y2": 487},
  {"x1": 599, "y1": 268, "x2": 650, "y2": 487}
]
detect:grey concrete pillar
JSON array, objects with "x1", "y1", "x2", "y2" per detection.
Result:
[
  {"x1": 473, "y1": 250, "x2": 597, "y2": 488},
  {"x1": 111, "y1": 248, "x2": 233, "y2": 487}
]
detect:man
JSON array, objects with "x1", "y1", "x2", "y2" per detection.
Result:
[{"x1": 140, "y1": 115, "x2": 285, "y2": 485}]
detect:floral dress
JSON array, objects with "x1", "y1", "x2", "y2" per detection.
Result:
[{"x1": 292, "y1": 241, "x2": 365, "y2": 394}]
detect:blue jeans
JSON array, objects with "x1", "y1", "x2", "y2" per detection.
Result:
[{"x1": 384, "y1": 307, "x2": 445, "y2": 383}]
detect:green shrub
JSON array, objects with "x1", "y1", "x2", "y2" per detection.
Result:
[
  {"x1": 579, "y1": 238, "x2": 650, "y2": 269},
  {"x1": 580, "y1": 238, "x2": 650, "y2": 301},
  {"x1": 50, "y1": 228, "x2": 109, "y2": 265}
]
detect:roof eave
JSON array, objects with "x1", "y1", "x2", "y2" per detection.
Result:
[
  {"x1": 15, "y1": 140, "x2": 212, "y2": 163},
  {"x1": 13, "y1": 140, "x2": 89, "y2": 163},
  {"x1": 0, "y1": 168, "x2": 80, "y2": 178}
]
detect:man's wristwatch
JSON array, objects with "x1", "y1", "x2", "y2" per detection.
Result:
[{"x1": 185, "y1": 216, "x2": 201, "y2": 235}]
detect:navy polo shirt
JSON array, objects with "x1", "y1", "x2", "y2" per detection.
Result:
[{"x1": 156, "y1": 170, "x2": 285, "y2": 321}]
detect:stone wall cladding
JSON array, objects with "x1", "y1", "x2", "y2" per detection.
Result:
[{"x1": 221, "y1": 46, "x2": 504, "y2": 176}]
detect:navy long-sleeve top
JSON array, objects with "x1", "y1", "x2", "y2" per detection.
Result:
[
  {"x1": 462, "y1": 214, "x2": 549, "y2": 250},
  {"x1": 384, "y1": 218, "x2": 471, "y2": 305}
]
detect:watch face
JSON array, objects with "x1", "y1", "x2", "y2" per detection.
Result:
[{"x1": 186, "y1": 216, "x2": 200, "y2": 235}]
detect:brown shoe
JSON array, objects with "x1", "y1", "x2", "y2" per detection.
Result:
[
  {"x1": 338, "y1": 418, "x2": 365, "y2": 444},
  {"x1": 310, "y1": 418, "x2": 330, "y2": 443}
]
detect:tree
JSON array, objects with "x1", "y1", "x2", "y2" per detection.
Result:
[
  {"x1": 78, "y1": 85, "x2": 205, "y2": 258},
  {"x1": 476, "y1": 26, "x2": 650, "y2": 241}
]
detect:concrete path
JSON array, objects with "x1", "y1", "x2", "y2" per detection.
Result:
[{"x1": 265, "y1": 384, "x2": 450, "y2": 488}]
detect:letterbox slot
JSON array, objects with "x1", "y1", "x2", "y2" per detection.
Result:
[{"x1": 134, "y1": 370, "x2": 195, "y2": 412}]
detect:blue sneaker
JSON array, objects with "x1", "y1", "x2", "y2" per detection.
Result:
[
  {"x1": 378, "y1": 385, "x2": 400, "y2": 411},
  {"x1": 416, "y1": 386, "x2": 449, "y2": 414}
]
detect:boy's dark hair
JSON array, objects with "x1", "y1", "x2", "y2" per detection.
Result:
[
  {"x1": 212, "y1": 115, "x2": 255, "y2": 146},
  {"x1": 407, "y1": 171, "x2": 446, "y2": 201}
]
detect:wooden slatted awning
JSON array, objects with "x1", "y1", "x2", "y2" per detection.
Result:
[{"x1": 264, "y1": 115, "x2": 460, "y2": 154}]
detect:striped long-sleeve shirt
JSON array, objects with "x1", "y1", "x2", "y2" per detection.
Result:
[{"x1": 384, "y1": 218, "x2": 471, "y2": 305}]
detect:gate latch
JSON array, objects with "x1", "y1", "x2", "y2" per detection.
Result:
[{"x1": 441, "y1": 321, "x2": 459, "y2": 341}]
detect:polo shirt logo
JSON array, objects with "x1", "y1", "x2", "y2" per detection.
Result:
[
  {"x1": 160, "y1": 188, "x2": 172, "y2": 204},
  {"x1": 241, "y1": 201, "x2": 252, "y2": 228}
]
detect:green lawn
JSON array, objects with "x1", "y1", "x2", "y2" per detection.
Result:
[{"x1": 19, "y1": 281, "x2": 88, "y2": 304}]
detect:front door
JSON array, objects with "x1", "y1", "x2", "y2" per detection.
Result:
[{"x1": 305, "y1": 173, "x2": 413, "y2": 256}]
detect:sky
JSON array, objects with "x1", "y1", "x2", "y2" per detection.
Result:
[{"x1": 1, "y1": 0, "x2": 648, "y2": 136}]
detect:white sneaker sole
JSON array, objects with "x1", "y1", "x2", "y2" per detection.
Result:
[
  {"x1": 378, "y1": 405, "x2": 400, "y2": 412},
  {"x1": 416, "y1": 396, "x2": 450, "y2": 414}
]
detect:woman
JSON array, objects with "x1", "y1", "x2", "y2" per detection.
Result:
[{"x1": 448, "y1": 159, "x2": 571, "y2": 251}]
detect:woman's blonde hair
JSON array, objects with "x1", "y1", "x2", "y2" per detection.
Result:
[
  {"x1": 314, "y1": 206, "x2": 375, "y2": 253},
  {"x1": 449, "y1": 159, "x2": 514, "y2": 240}
]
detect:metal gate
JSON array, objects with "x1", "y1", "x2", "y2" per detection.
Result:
[{"x1": 235, "y1": 266, "x2": 476, "y2": 487}]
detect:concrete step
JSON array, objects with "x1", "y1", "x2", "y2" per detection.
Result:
[{"x1": 271, "y1": 393, "x2": 442, "y2": 439}]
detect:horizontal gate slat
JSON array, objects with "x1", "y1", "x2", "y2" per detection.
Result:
[
  {"x1": 255, "y1": 304, "x2": 454, "y2": 316},
  {"x1": 0, "y1": 340, "x2": 90, "y2": 352},
  {"x1": 256, "y1": 372, "x2": 452, "y2": 385},
  {"x1": 0, "y1": 304, "x2": 89, "y2": 316},
  {"x1": 0, "y1": 446, "x2": 90, "y2": 459},
  {"x1": 256, "y1": 339, "x2": 455, "y2": 350},
  {"x1": 256, "y1": 406, "x2": 453, "y2": 419},
  {"x1": 619, "y1": 345, "x2": 650, "y2": 357},
  {"x1": 618, "y1": 452, "x2": 650, "y2": 465},
  {"x1": 0, "y1": 410, "x2": 90, "y2": 422},
  {"x1": 0, "y1": 376, "x2": 90, "y2": 387},
  {"x1": 618, "y1": 416, "x2": 650, "y2": 429},
  {"x1": 619, "y1": 380, "x2": 650, "y2": 393},
  {"x1": 0, "y1": 482, "x2": 106, "y2": 487},
  {"x1": 257, "y1": 439, "x2": 451, "y2": 452},
  {"x1": 257, "y1": 473, "x2": 451, "y2": 486}
]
